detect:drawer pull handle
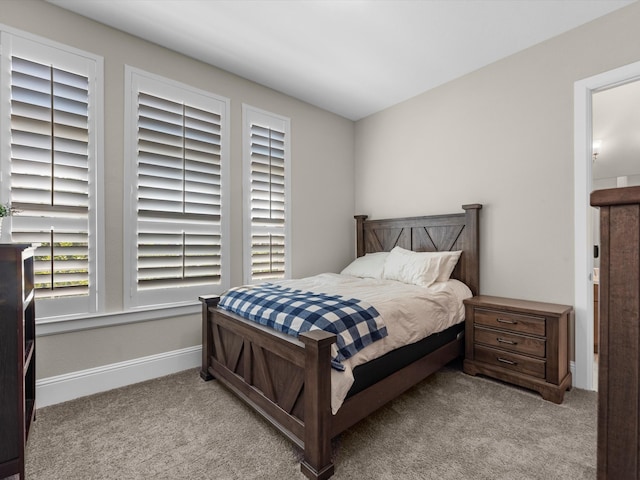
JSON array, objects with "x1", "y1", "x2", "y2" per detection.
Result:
[
  {"x1": 497, "y1": 357, "x2": 517, "y2": 366},
  {"x1": 497, "y1": 337, "x2": 517, "y2": 345},
  {"x1": 497, "y1": 318, "x2": 517, "y2": 324}
]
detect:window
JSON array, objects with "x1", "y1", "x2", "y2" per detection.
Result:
[
  {"x1": 124, "y1": 67, "x2": 229, "y2": 308},
  {"x1": 0, "y1": 29, "x2": 103, "y2": 318},
  {"x1": 242, "y1": 105, "x2": 291, "y2": 284}
]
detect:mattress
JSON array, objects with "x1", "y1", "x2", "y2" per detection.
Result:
[
  {"x1": 273, "y1": 273, "x2": 472, "y2": 413},
  {"x1": 347, "y1": 321, "x2": 465, "y2": 398}
]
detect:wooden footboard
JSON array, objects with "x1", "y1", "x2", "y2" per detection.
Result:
[
  {"x1": 200, "y1": 295, "x2": 337, "y2": 480},
  {"x1": 200, "y1": 295, "x2": 464, "y2": 480}
]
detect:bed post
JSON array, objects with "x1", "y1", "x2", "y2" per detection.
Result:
[
  {"x1": 199, "y1": 295, "x2": 219, "y2": 381},
  {"x1": 354, "y1": 215, "x2": 368, "y2": 257},
  {"x1": 462, "y1": 204, "x2": 482, "y2": 296},
  {"x1": 299, "y1": 330, "x2": 336, "y2": 480}
]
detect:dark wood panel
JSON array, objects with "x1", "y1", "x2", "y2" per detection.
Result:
[
  {"x1": 474, "y1": 326, "x2": 546, "y2": 357},
  {"x1": 597, "y1": 202, "x2": 612, "y2": 477},
  {"x1": 591, "y1": 185, "x2": 640, "y2": 206},
  {"x1": 474, "y1": 345, "x2": 546, "y2": 379},
  {"x1": 0, "y1": 304, "x2": 20, "y2": 461},
  {"x1": 474, "y1": 308, "x2": 546, "y2": 336},
  {"x1": 211, "y1": 357, "x2": 306, "y2": 445},
  {"x1": 592, "y1": 187, "x2": 640, "y2": 479},
  {"x1": 357, "y1": 204, "x2": 481, "y2": 296},
  {"x1": 0, "y1": 244, "x2": 36, "y2": 480}
]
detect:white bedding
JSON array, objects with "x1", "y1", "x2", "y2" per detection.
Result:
[{"x1": 273, "y1": 273, "x2": 472, "y2": 413}]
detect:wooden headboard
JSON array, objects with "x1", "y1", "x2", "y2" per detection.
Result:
[{"x1": 354, "y1": 204, "x2": 482, "y2": 296}]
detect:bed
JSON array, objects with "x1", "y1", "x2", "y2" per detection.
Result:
[{"x1": 200, "y1": 204, "x2": 481, "y2": 479}]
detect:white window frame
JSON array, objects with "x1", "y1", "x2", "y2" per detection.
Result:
[
  {"x1": 124, "y1": 66, "x2": 230, "y2": 309},
  {"x1": 242, "y1": 104, "x2": 291, "y2": 284},
  {"x1": 0, "y1": 25, "x2": 104, "y2": 320}
]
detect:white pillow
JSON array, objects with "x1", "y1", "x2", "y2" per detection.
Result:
[
  {"x1": 433, "y1": 250, "x2": 463, "y2": 282},
  {"x1": 340, "y1": 252, "x2": 389, "y2": 279},
  {"x1": 382, "y1": 246, "x2": 462, "y2": 287}
]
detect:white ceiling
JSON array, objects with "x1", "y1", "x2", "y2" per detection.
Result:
[{"x1": 47, "y1": 0, "x2": 635, "y2": 120}]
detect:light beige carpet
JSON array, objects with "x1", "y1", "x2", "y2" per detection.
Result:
[{"x1": 26, "y1": 362, "x2": 596, "y2": 479}]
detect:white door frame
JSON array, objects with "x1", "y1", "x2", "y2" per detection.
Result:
[{"x1": 573, "y1": 60, "x2": 640, "y2": 390}]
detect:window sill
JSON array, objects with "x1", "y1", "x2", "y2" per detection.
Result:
[{"x1": 36, "y1": 302, "x2": 201, "y2": 337}]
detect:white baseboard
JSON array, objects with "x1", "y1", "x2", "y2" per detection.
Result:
[
  {"x1": 36, "y1": 345, "x2": 202, "y2": 408},
  {"x1": 34, "y1": 353, "x2": 580, "y2": 409}
]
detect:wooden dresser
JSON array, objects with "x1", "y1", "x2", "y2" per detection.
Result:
[
  {"x1": 0, "y1": 244, "x2": 36, "y2": 480},
  {"x1": 591, "y1": 186, "x2": 640, "y2": 479},
  {"x1": 463, "y1": 295, "x2": 572, "y2": 404}
]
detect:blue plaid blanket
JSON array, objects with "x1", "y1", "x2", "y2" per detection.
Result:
[{"x1": 218, "y1": 283, "x2": 387, "y2": 371}]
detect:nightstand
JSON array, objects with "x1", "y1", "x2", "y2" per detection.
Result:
[{"x1": 463, "y1": 295, "x2": 572, "y2": 404}]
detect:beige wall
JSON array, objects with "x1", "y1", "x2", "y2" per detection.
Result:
[
  {"x1": 1, "y1": 0, "x2": 355, "y2": 378},
  {"x1": 7, "y1": 0, "x2": 640, "y2": 379},
  {"x1": 355, "y1": 2, "x2": 640, "y2": 308}
]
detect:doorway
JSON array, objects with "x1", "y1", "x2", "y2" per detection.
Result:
[
  {"x1": 574, "y1": 61, "x2": 640, "y2": 391},
  {"x1": 591, "y1": 81, "x2": 640, "y2": 386}
]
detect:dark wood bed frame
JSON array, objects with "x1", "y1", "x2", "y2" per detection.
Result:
[{"x1": 200, "y1": 204, "x2": 481, "y2": 479}]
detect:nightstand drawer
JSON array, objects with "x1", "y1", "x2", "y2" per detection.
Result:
[
  {"x1": 474, "y1": 345, "x2": 546, "y2": 379},
  {"x1": 474, "y1": 326, "x2": 546, "y2": 358},
  {"x1": 474, "y1": 308, "x2": 546, "y2": 336}
]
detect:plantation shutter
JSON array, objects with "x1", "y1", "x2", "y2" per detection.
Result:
[
  {"x1": 9, "y1": 56, "x2": 90, "y2": 299},
  {"x1": 135, "y1": 91, "x2": 222, "y2": 290},
  {"x1": 249, "y1": 122, "x2": 287, "y2": 281}
]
